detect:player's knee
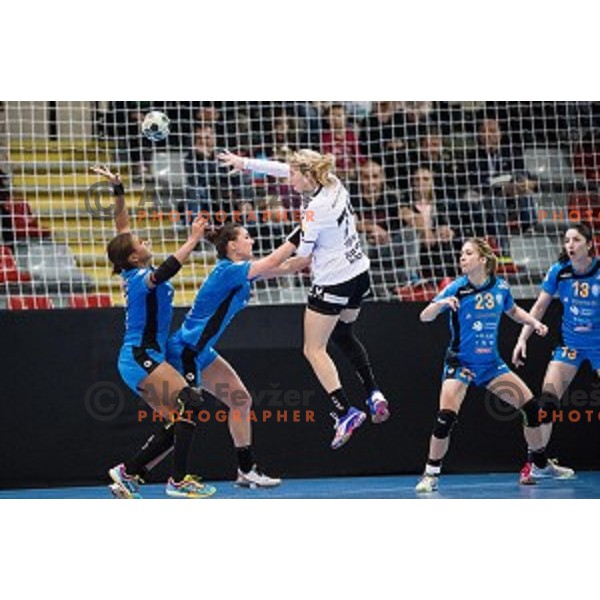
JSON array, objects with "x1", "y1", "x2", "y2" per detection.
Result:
[
  {"x1": 331, "y1": 321, "x2": 353, "y2": 345},
  {"x1": 303, "y1": 343, "x2": 323, "y2": 363},
  {"x1": 231, "y1": 390, "x2": 252, "y2": 414},
  {"x1": 176, "y1": 386, "x2": 204, "y2": 421},
  {"x1": 538, "y1": 392, "x2": 560, "y2": 424},
  {"x1": 521, "y1": 396, "x2": 543, "y2": 428},
  {"x1": 432, "y1": 409, "x2": 458, "y2": 439}
]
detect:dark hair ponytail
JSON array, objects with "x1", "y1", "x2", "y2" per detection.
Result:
[
  {"x1": 205, "y1": 223, "x2": 243, "y2": 259},
  {"x1": 558, "y1": 223, "x2": 594, "y2": 263},
  {"x1": 107, "y1": 232, "x2": 136, "y2": 275}
]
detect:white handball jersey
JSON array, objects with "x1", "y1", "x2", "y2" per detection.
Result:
[{"x1": 245, "y1": 158, "x2": 370, "y2": 286}]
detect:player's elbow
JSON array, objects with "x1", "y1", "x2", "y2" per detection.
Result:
[{"x1": 420, "y1": 307, "x2": 433, "y2": 322}]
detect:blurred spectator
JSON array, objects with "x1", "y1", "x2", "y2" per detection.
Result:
[
  {"x1": 573, "y1": 131, "x2": 600, "y2": 182},
  {"x1": 464, "y1": 117, "x2": 537, "y2": 256},
  {"x1": 184, "y1": 125, "x2": 253, "y2": 218},
  {"x1": 321, "y1": 103, "x2": 365, "y2": 181},
  {"x1": 263, "y1": 113, "x2": 301, "y2": 161},
  {"x1": 352, "y1": 161, "x2": 419, "y2": 285},
  {"x1": 359, "y1": 101, "x2": 409, "y2": 190},
  {"x1": 344, "y1": 102, "x2": 372, "y2": 124},
  {"x1": 400, "y1": 167, "x2": 459, "y2": 281},
  {"x1": 412, "y1": 128, "x2": 466, "y2": 200},
  {"x1": 396, "y1": 102, "x2": 439, "y2": 152}
]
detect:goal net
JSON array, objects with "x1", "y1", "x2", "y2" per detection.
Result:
[{"x1": 1, "y1": 101, "x2": 597, "y2": 308}]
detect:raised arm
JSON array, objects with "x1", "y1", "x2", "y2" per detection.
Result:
[
  {"x1": 217, "y1": 151, "x2": 290, "y2": 178},
  {"x1": 90, "y1": 165, "x2": 129, "y2": 234},
  {"x1": 146, "y1": 216, "x2": 207, "y2": 289}
]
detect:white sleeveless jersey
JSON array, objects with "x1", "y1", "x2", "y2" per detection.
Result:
[
  {"x1": 296, "y1": 177, "x2": 369, "y2": 285},
  {"x1": 244, "y1": 158, "x2": 369, "y2": 286}
]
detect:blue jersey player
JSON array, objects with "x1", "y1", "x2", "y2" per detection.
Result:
[
  {"x1": 168, "y1": 222, "x2": 303, "y2": 488},
  {"x1": 415, "y1": 238, "x2": 550, "y2": 493},
  {"x1": 91, "y1": 165, "x2": 216, "y2": 500},
  {"x1": 513, "y1": 225, "x2": 593, "y2": 484}
]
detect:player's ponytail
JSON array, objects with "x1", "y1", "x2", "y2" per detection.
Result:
[
  {"x1": 205, "y1": 223, "x2": 243, "y2": 259},
  {"x1": 467, "y1": 237, "x2": 498, "y2": 275},
  {"x1": 107, "y1": 233, "x2": 136, "y2": 275},
  {"x1": 289, "y1": 149, "x2": 336, "y2": 187},
  {"x1": 558, "y1": 223, "x2": 594, "y2": 263}
]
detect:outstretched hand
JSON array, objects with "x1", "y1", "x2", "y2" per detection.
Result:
[
  {"x1": 90, "y1": 164, "x2": 121, "y2": 185},
  {"x1": 217, "y1": 150, "x2": 245, "y2": 175},
  {"x1": 190, "y1": 214, "x2": 208, "y2": 240}
]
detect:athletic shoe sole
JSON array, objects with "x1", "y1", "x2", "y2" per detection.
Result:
[
  {"x1": 370, "y1": 400, "x2": 390, "y2": 424},
  {"x1": 331, "y1": 411, "x2": 367, "y2": 450}
]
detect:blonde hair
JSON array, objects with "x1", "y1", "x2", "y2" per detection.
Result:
[
  {"x1": 288, "y1": 149, "x2": 336, "y2": 187},
  {"x1": 466, "y1": 237, "x2": 498, "y2": 275}
]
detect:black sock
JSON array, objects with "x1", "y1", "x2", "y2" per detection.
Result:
[
  {"x1": 173, "y1": 420, "x2": 196, "y2": 482},
  {"x1": 328, "y1": 388, "x2": 351, "y2": 416},
  {"x1": 331, "y1": 322, "x2": 379, "y2": 395},
  {"x1": 124, "y1": 424, "x2": 175, "y2": 479},
  {"x1": 237, "y1": 445, "x2": 254, "y2": 474},
  {"x1": 356, "y1": 364, "x2": 378, "y2": 396},
  {"x1": 529, "y1": 447, "x2": 548, "y2": 469}
]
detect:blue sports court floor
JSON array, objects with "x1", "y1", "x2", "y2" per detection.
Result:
[{"x1": 1, "y1": 472, "x2": 599, "y2": 499}]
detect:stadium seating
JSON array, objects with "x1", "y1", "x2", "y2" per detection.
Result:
[
  {"x1": 568, "y1": 192, "x2": 600, "y2": 226},
  {"x1": 524, "y1": 146, "x2": 580, "y2": 185},
  {"x1": 509, "y1": 234, "x2": 558, "y2": 275},
  {"x1": 0, "y1": 245, "x2": 32, "y2": 283},
  {"x1": 7, "y1": 295, "x2": 54, "y2": 310},
  {"x1": 15, "y1": 241, "x2": 89, "y2": 284},
  {"x1": 5, "y1": 199, "x2": 51, "y2": 239},
  {"x1": 68, "y1": 293, "x2": 112, "y2": 308},
  {"x1": 395, "y1": 282, "x2": 438, "y2": 302}
]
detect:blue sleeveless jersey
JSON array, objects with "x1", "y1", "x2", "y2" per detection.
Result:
[
  {"x1": 541, "y1": 259, "x2": 600, "y2": 350},
  {"x1": 179, "y1": 259, "x2": 252, "y2": 351},
  {"x1": 121, "y1": 267, "x2": 174, "y2": 350},
  {"x1": 433, "y1": 275, "x2": 515, "y2": 365}
]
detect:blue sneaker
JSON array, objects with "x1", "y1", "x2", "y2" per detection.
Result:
[
  {"x1": 331, "y1": 407, "x2": 366, "y2": 450},
  {"x1": 108, "y1": 463, "x2": 142, "y2": 499},
  {"x1": 166, "y1": 475, "x2": 217, "y2": 499},
  {"x1": 366, "y1": 390, "x2": 390, "y2": 424}
]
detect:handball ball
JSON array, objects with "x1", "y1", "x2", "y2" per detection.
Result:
[{"x1": 141, "y1": 111, "x2": 170, "y2": 142}]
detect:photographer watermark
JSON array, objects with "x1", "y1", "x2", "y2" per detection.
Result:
[
  {"x1": 483, "y1": 379, "x2": 526, "y2": 423},
  {"x1": 138, "y1": 408, "x2": 316, "y2": 424},
  {"x1": 84, "y1": 381, "x2": 125, "y2": 422},
  {"x1": 484, "y1": 378, "x2": 600, "y2": 424}
]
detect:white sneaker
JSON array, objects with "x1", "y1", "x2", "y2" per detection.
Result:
[
  {"x1": 108, "y1": 463, "x2": 142, "y2": 499},
  {"x1": 109, "y1": 483, "x2": 131, "y2": 499},
  {"x1": 415, "y1": 474, "x2": 439, "y2": 493},
  {"x1": 531, "y1": 458, "x2": 575, "y2": 480},
  {"x1": 235, "y1": 465, "x2": 281, "y2": 489}
]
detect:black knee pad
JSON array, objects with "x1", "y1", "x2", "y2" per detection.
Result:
[
  {"x1": 521, "y1": 397, "x2": 543, "y2": 428},
  {"x1": 432, "y1": 409, "x2": 458, "y2": 439},
  {"x1": 539, "y1": 392, "x2": 560, "y2": 423},
  {"x1": 176, "y1": 386, "x2": 204, "y2": 418}
]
